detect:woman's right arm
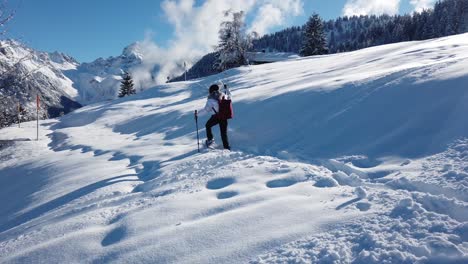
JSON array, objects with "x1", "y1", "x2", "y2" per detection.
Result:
[{"x1": 197, "y1": 99, "x2": 212, "y2": 116}]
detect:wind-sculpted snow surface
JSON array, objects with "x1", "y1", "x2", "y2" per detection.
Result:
[
  {"x1": 253, "y1": 145, "x2": 468, "y2": 263},
  {"x1": 1, "y1": 34, "x2": 468, "y2": 263}
]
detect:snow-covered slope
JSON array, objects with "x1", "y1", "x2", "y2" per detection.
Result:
[
  {"x1": 247, "y1": 51, "x2": 299, "y2": 64},
  {"x1": 0, "y1": 40, "x2": 81, "y2": 127},
  {"x1": 1, "y1": 34, "x2": 468, "y2": 263}
]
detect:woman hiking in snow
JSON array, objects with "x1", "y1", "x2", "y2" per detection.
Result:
[{"x1": 195, "y1": 83, "x2": 232, "y2": 150}]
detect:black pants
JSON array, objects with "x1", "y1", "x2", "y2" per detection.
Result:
[{"x1": 206, "y1": 115, "x2": 230, "y2": 149}]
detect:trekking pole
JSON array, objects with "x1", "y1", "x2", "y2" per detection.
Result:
[{"x1": 195, "y1": 110, "x2": 200, "y2": 153}]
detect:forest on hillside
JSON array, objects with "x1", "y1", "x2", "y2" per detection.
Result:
[{"x1": 253, "y1": 0, "x2": 468, "y2": 53}]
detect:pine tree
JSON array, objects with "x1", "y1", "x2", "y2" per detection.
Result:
[
  {"x1": 118, "y1": 72, "x2": 135, "y2": 98},
  {"x1": 215, "y1": 11, "x2": 256, "y2": 71},
  {"x1": 17, "y1": 103, "x2": 26, "y2": 124},
  {"x1": 421, "y1": 10, "x2": 435, "y2": 39},
  {"x1": 329, "y1": 30, "x2": 336, "y2": 52},
  {"x1": 300, "y1": 14, "x2": 328, "y2": 57},
  {"x1": 462, "y1": 0, "x2": 468, "y2": 32}
]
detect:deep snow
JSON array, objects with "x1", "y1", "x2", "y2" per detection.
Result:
[{"x1": 1, "y1": 34, "x2": 468, "y2": 263}]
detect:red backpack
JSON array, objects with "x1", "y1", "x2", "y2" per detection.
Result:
[{"x1": 213, "y1": 96, "x2": 233, "y2": 120}]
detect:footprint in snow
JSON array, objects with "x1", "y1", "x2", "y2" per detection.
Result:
[
  {"x1": 217, "y1": 191, "x2": 239, "y2": 200},
  {"x1": 400, "y1": 159, "x2": 411, "y2": 166},
  {"x1": 351, "y1": 158, "x2": 382, "y2": 168},
  {"x1": 314, "y1": 177, "x2": 338, "y2": 188},
  {"x1": 206, "y1": 177, "x2": 235, "y2": 190},
  {"x1": 368, "y1": 170, "x2": 395, "y2": 179},
  {"x1": 101, "y1": 226, "x2": 126, "y2": 247},
  {"x1": 266, "y1": 178, "x2": 298, "y2": 188},
  {"x1": 356, "y1": 202, "x2": 371, "y2": 211}
]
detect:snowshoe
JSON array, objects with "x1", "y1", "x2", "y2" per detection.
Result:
[{"x1": 205, "y1": 139, "x2": 215, "y2": 149}]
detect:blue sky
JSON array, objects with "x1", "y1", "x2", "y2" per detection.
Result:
[{"x1": 7, "y1": 0, "x2": 420, "y2": 62}]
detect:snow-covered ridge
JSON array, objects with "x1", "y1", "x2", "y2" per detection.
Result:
[
  {"x1": 48, "y1": 51, "x2": 79, "y2": 70},
  {"x1": 0, "y1": 39, "x2": 79, "y2": 96},
  {"x1": 0, "y1": 34, "x2": 467, "y2": 263},
  {"x1": 0, "y1": 39, "x2": 81, "y2": 126},
  {"x1": 247, "y1": 51, "x2": 299, "y2": 64}
]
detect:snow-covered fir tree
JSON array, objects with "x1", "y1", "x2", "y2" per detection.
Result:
[
  {"x1": 215, "y1": 11, "x2": 257, "y2": 71},
  {"x1": 0, "y1": 106, "x2": 14, "y2": 128},
  {"x1": 300, "y1": 14, "x2": 328, "y2": 57},
  {"x1": 17, "y1": 103, "x2": 26, "y2": 125},
  {"x1": 463, "y1": 0, "x2": 468, "y2": 31},
  {"x1": 118, "y1": 71, "x2": 136, "y2": 98}
]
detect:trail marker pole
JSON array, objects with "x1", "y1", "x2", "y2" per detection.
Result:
[
  {"x1": 195, "y1": 110, "x2": 200, "y2": 153},
  {"x1": 36, "y1": 95, "x2": 39, "y2": 141}
]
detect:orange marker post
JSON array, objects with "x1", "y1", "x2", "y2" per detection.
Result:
[{"x1": 36, "y1": 95, "x2": 40, "y2": 141}]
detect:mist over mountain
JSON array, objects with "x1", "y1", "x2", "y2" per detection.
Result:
[{"x1": 66, "y1": 42, "x2": 157, "y2": 104}]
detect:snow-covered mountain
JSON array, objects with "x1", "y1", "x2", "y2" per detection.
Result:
[
  {"x1": 48, "y1": 51, "x2": 79, "y2": 70},
  {"x1": 0, "y1": 40, "x2": 165, "y2": 128},
  {"x1": 0, "y1": 40, "x2": 81, "y2": 127},
  {"x1": 1, "y1": 34, "x2": 467, "y2": 263},
  {"x1": 66, "y1": 42, "x2": 166, "y2": 104}
]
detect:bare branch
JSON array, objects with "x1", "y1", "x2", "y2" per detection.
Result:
[{"x1": 0, "y1": 0, "x2": 15, "y2": 36}]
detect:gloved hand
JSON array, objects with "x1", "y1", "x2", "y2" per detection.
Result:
[{"x1": 194, "y1": 110, "x2": 198, "y2": 120}]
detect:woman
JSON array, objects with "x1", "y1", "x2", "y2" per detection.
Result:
[{"x1": 195, "y1": 83, "x2": 231, "y2": 150}]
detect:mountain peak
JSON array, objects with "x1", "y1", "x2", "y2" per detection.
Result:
[
  {"x1": 48, "y1": 51, "x2": 79, "y2": 66},
  {"x1": 122, "y1": 42, "x2": 143, "y2": 61}
]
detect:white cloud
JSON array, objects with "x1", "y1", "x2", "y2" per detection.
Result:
[
  {"x1": 342, "y1": 0, "x2": 401, "y2": 16},
  {"x1": 130, "y1": 0, "x2": 304, "y2": 86},
  {"x1": 249, "y1": 0, "x2": 303, "y2": 36},
  {"x1": 410, "y1": 0, "x2": 436, "y2": 12}
]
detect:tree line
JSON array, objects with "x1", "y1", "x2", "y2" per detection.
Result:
[
  {"x1": 253, "y1": 0, "x2": 468, "y2": 54},
  {"x1": 173, "y1": 0, "x2": 468, "y2": 81}
]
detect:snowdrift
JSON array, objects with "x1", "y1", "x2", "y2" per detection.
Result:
[{"x1": 1, "y1": 34, "x2": 467, "y2": 263}]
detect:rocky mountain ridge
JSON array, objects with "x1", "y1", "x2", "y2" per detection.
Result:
[{"x1": 0, "y1": 39, "x2": 81, "y2": 127}]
